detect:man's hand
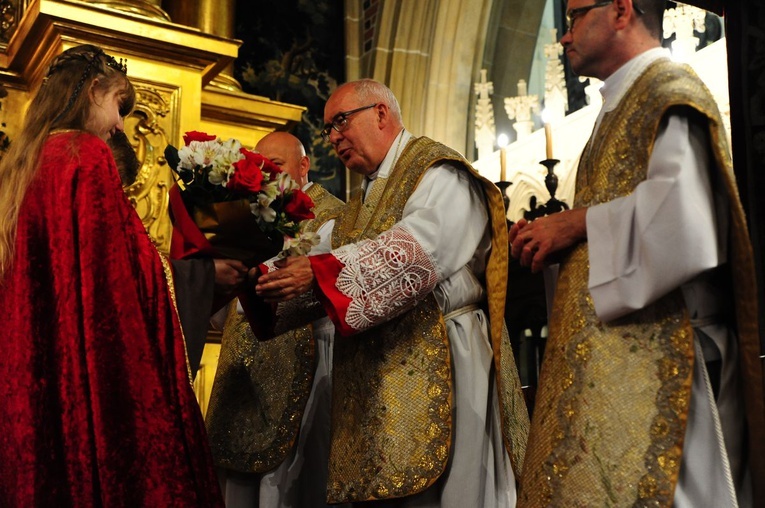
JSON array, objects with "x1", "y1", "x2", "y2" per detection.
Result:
[
  {"x1": 255, "y1": 256, "x2": 314, "y2": 303},
  {"x1": 509, "y1": 208, "x2": 588, "y2": 273},
  {"x1": 213, "y1": 259, "x2": 248, "y2": 295}
]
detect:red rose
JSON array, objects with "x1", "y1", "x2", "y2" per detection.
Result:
[
  {"x1": 239, "y1": 148, "x2": 282, "y2": 178},
  {"x1": 252, "y1": 151, "x2": 282, "y2": 180},
  {"x1": 228, "y1": 151, "x2": 264, "y2": 194},
  {"x1": 283, "y1": 189, "x2": 315, "y2": 221},
  {"x1": 183, "y1": 131, "x2": 217, "y2": 145}
]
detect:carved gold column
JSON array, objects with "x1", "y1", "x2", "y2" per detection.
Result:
[{"x1": 162, "y1": 0, "x2": 240, "y2": 91}]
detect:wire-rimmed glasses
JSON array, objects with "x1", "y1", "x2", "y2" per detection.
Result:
[{"x1": 320, "y1": 103, "x2": 378, "y2": 142}]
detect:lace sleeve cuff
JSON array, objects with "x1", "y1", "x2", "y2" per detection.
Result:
[{"x1": 310, "y1": 225, "x2": 439, "y2": 336}]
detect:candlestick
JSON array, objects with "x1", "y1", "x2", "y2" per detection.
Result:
[
  {"x1": 544, "y1": 122, "x2": 553, "y2": 159},
  {"x1": 495, "y1": 180, "x2": 512, "y2": 214}
]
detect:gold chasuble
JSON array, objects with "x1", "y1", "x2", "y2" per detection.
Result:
[
  {"x1": 327, "y1": 136, "x2": 529, "y2": 503},
  {"x1": 519, "y1": 59, "x2": 765, "y2": 507},
  {"x1": 205, "y1": 184, "x2": 344, "y2": 473}
]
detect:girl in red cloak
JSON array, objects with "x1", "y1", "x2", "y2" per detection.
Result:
[{"x1": 0, "y1": 44, "x2": 223, "y2": 507}]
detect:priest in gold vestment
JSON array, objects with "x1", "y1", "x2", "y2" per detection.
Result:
[
  {"x1": 255, "y1": 79, "x2": 529, "y2": 507},
  {"x1": 207, "y1": 132, "x2": 347, "y2": 507},
  {"x1": 510, "y1": 1, "x2": 764, "y2": 507}
]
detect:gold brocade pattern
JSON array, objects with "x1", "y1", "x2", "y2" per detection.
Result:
[
  {"x1": 205, "y1": 183, "x2": 343, "y2": 473},
  {"x1": 304, "y1": 183, "x2": 345, "y2": 233},
  {"x1": 517, "y1": 60, "x2": 734, "y2": 507},
  {"x1": 205, "y1": 304, "x2": 314, "y2": 473},
  {"x1": 328, "y1": 299, "x2": 451, "y2": 502},
  {"x1": 327, "y1": 137, "x2": 528, "y2": 503},
  {"x1": 482, "y1": 159, "x2": 530, "y2": 475}
]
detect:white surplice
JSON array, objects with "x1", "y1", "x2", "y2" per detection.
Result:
[{"x1": 584, "y1": 48, "x2": 748, "y2": 508}]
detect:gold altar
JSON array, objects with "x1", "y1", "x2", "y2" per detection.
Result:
[
  {"x1": 1, "y1": 0, "x2": 304, "y2": 254},
  {"x1": 0, "y1": 0, "x2": 305, "y2": 411}
]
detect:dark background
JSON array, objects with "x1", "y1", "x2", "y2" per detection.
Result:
[{"x1": 234, "y1": 0, "x2": 347, "y2": 199}]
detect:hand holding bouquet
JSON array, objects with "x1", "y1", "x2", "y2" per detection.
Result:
[{"x1": 166, "y1": 131, "x2": 320, "y2": 266}]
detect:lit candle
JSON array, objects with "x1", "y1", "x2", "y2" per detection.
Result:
[
  {"x1": 541, "y1": 108, "x2": 554, "y2": 160},
  {"x1": 500, "y1": 148, "x2": 507, "y2": 182},
  {"x1": 497, "y1": 133, "x2": 509, "y2": 182}
]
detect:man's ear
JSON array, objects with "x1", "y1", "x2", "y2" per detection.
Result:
[
  {"x1": 613, "y1": 0, "x2": 632, "y2": 28},
  {"x1": 376, "y1": 103, "x2": 389, "y2": 130},
  {"x1": 299, "y1": 155, "x2": 310, "y2": 178}
]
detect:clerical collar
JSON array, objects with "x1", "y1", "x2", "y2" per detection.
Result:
[
  {"x1": 362, "y1": 129, "x2": 409, "y2": 197},
  {"x1": 593, "y1": 47, "x2": 670, "y2": 137},
  {"x1": 376, "y1": 129, "x2": 410, "y2": 179},
  {"x1": 600, "y1": 47, "x2": 670, "y2": 115}
]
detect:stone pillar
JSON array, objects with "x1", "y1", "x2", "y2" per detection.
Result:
[
  {"x1": 162, "y1": 0, "x2": 241, "y2": 91},
  {"x1": 85, "y1": 0, "x2": 170, "y2": 21}
]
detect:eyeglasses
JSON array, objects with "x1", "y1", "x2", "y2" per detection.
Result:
[
  {"x1": 565, "y1": 0, "x2": 613, "y2": 34},
  {"x1": 320, "y1": 103, "x2": 378, "y2": 142},
  {"x1": 565, "y1": 1, "x2": 644, "y2": 34}
]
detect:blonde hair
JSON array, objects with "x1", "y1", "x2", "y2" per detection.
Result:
[{"x1": 0, "y1": 44, "x2": 135, "y2": 277}]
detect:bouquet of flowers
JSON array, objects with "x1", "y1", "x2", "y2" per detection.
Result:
[{"x1": 166, "y1": 131, "x2": 319, "y2": 266}]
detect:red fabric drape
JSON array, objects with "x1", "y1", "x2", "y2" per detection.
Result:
[
  {"x1": 169, "y1": 184, "x2": 216, "y2": 260},
  {"x1": 306, "y1": 253, "x2": 355, "y2": 337},
  {"x1": 0, "y1": 132, "x2": 223, "y2": 506}
]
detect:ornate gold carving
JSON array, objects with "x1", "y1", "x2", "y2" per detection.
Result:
[
  {"x1": 123, "y1": 82, "x2": 180, "y2": 254},
  {"x1": 0, "y1": 0, "x2": 27, "y2": 47}
]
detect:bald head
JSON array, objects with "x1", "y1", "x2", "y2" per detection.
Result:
[{"x1": 255, "y1": 131, "x2": 310, "y2": 188}]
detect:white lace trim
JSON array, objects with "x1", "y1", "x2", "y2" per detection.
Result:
[
  {"x1": 261, "y1": 257, "x2": 278, "y2": 274},
  {"x1": 333, "y1": 225, "x2": 439, "y2": 332}
]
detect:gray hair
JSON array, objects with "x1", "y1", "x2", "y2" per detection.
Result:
[{"x1": 352, "y1": 79, "x2": 403, "y2": 125}]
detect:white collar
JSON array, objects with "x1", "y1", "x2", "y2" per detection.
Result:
[
  {"x1": 378, "y1": 129, "x2": 410, "y2": 178},
  {"x1": 362, "y1": 129, "x2": 410, "y2": 193},
  {"x1": 592, "y1": 47, "x2": 669, "y2": 137},
  {"x1": 599, "y1": 47, "x2": 670, "y2": 115}
]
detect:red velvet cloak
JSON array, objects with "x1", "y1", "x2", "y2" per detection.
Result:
[{"x1": 0, "y1": 131, "x2": 223, "y2": 506}]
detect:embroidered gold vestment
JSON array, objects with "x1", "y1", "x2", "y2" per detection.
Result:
[
  {"x1": 326, "y1": 136, "x2": 529, "y2": 503},
  {"x1": 205, "y1": 183, "x2": 344, "y2": 473},
  {"x1": 519, "y1": 59, "x2": 765, "y2": 507}
]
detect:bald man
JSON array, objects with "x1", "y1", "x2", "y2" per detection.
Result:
[
  {"x1": 255, "y1": 131, "x2": 310, "y2": 188},
  {"x1": 206, "y1": 131, "x2": 345, "y2": 508}
]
